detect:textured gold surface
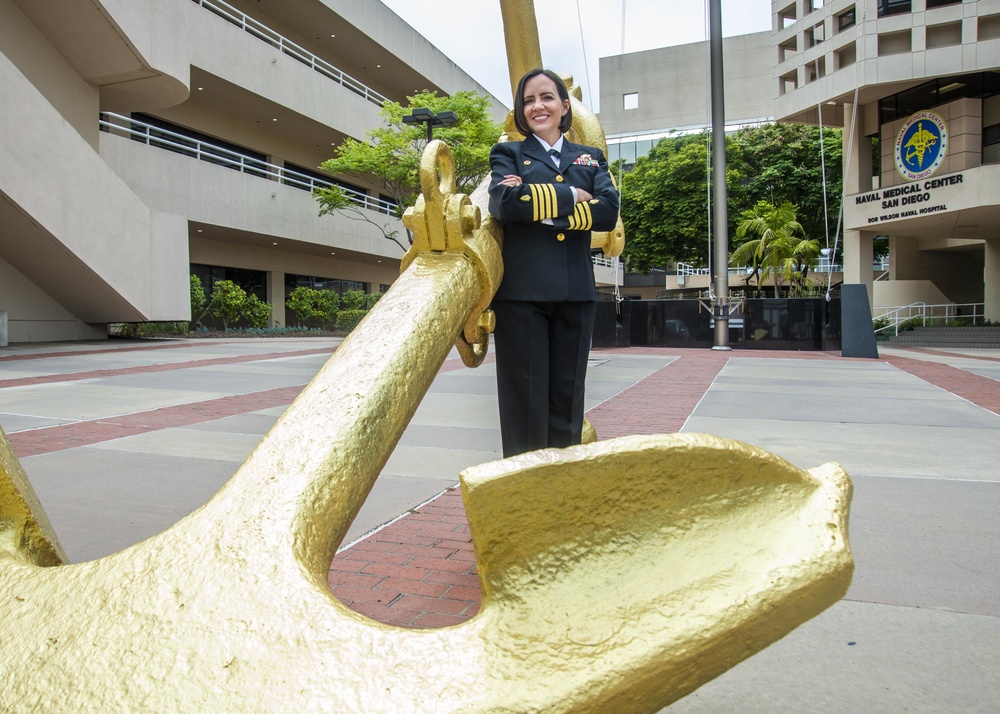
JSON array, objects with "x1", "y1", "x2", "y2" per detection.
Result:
[{"x1": 0, "y1": 9, "x2": 852, "y2": 710}]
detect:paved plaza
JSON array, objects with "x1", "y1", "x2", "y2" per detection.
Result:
[{"x1": 1, "y1": 337, "x2": 997, "y2": 712}]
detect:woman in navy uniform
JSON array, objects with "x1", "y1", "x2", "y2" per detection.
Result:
[{"x1": 488, "y1": 68, "x2": 620, "y2": 458}]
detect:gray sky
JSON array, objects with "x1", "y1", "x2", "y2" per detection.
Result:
[{"x1": 379, "y1": 0, "x2": 772, "y2": 110}]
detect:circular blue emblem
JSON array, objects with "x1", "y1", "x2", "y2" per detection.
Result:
[{"x1": 894, "y1": 111, "x2": 947, "y2": 181}]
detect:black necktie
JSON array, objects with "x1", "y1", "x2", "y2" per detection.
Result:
[{"x1": 549, "y1": 149, "x2": 560, "y2": 167}]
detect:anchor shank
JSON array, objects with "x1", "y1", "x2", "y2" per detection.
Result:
[
  {"x1": 499, "y1": 0, "x2": 543, "y2": 97},
  {"x1": 215, "y1": 252, "x2": 484, "y2": 574}
]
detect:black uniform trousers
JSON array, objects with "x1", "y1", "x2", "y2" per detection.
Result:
[{"x1": 492, "y1": 299, "x2": 595, "y2": 458}]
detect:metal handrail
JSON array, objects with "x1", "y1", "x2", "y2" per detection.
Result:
[
  {"x1": 874, "y1": 301, "x2": 987, "y2": 336},
  {"x1": 99, "y1": 113, "x2": 398, "y2": 215},
  {"x1": 189, "y1": 0, "x2": 389, "y2": 107}
]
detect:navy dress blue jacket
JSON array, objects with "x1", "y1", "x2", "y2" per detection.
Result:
[{"x1": 488, "y1": 134, "x2": 619, "y2": 302}]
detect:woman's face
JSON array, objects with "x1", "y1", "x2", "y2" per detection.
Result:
[{"x1": 521, "y1": 74, "x2": 569, "y2": 143}]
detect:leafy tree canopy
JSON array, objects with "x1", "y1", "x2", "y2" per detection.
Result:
[
  {"x1": 314, "y1": 91, "x2": 502, "y2": 249},
  {"x1": 618, "y1": 123, "x2": 842, "y2": 273}
]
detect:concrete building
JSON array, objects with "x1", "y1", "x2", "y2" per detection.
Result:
[
  {"x1": 598, "y1": 1, "x2": 1000, "y2": 318},
  {"x1": 597, "y1": 32, "x2": 774, "y2": 299},
  {"x1": 774, "y1": 0, "x2": 1000, "y2": 319},
  {"x1": 0, "y1": 0, "x2": 506, "y2": 343},
  {"x1": 599, "y1": 32, "x2": 774, "y2": 165}
]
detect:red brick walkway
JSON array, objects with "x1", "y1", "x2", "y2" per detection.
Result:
[
  {"x1": 6, "y1": 341, "x2": 999, "y2": 628},
  {"x1": 330, "y1": 347, "x2": 1000, "y2": 629}
]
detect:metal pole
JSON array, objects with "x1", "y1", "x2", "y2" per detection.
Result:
[{"x1": 709, "y1": 0, "x2": 731, "y2": 350}]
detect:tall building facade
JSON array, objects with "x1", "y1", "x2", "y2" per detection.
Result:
[
  {"x1": 599, "y1": 32, "x2": 774, "y2": 166},
  {"x1": 0, "y1": 0, "x2": 506, "y2": 343},
  {"x1": 775, "y1": 0, "x2": 999, "y2": 317}
]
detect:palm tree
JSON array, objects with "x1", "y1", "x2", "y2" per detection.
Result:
[{"x1": 731, "y1": 201, "x2": 819, "y2": 297}]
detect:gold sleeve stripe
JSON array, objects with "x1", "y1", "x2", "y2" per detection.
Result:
[
  {"x1": 567, "y1": 202, "x2": 593, "y2": 230},
  {"x1": 528, "y1": 183, "x2": 559, "y2": 221}
]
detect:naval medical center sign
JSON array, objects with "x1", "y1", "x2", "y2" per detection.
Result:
[
  {"x1": 895, "y1": 110, "x2": 947, "y2": 180},
  {"x1": 846, "y1": 110, "x2": 965, "y2": 229}
]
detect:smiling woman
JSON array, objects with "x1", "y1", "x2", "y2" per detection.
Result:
[{"x1": 486, "y1": 68, "x2": 620, "y2": 457}]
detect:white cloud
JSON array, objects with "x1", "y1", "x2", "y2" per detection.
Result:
[{"x1": 380, "y1": 0, "x2": 771, "y2": 110}]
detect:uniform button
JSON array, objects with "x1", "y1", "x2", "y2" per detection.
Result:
[
  {"x1": 555, "y1": 175, "x2": 565, "y2": 183},
  {"x1": 556, "y1": 233, "x2": 566, "y2": 241}
]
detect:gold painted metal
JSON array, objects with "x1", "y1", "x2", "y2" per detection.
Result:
[
  {"x1": 0, "y1": 427, "x2": 66, "y2": 567},
  {"x1": 0, "y1": 6, "x2": 853, "y2": 711}
]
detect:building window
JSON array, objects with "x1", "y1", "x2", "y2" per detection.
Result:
[
  {"x1": 835, "y1": 41, "x2": 857, "y2": 70},
  {"x1": 878, "y1": 30, "x2": 912, "y2": 56},
  {"x1": 623, "y1": 92, "x2": 639, "y2": 111},
  {"x1": 877, "y1": 0, "x2": 911, "y2": 17},
  {"x1": 980, "y1": 14, "x2": 1000, "y2": 41},
  {"x1": 807, "y1": 22, "x2": 826, "y2": 48},
  {"x1": 778, "y1": 36, "x2": 798, "y2": 62},
  {"x1": 806, "y1": 57, "x2": 826, "y2": 84},
  {"x1": 191, "y1": 264, "x2": 267, "y2": 302},
  {"x1": 926, "y1": 21, "x2": 963, "y2": 49},
  {"x1": 285, "y1": 275, "x2": 367, "y2": 298},
  {"x1": 778, "y1": 3, "x2": 796, "y2": 29},
  {"x1": 926, "y1": 0, "x2": 961, "y2": 8},
  {"x1": 837, "y1": 7, "x2": 856, "y2": 32}
]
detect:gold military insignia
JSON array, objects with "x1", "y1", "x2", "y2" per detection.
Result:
[
  {"x1": 555, "y1": 175, "x2": 564, "y2": 182},
  {"x1": 589, "y1": 199, "x2": 600, "y2": 204},
  {"x1": 520, "y1": 195, "x2": 531, "y2": 202}
]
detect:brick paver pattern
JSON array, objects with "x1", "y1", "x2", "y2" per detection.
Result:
[{"x1": 4, "y1": 342, "x2": 999, "y2": 629}]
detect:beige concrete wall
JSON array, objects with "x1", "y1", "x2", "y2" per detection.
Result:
[
  {"x1": 874, "y1": 279, "x2": 951, "y2": 310},
  {"x1": 0, "y1": 34, "x2": 189, "y2": 323},
  {"x1": 599, "y1": 32, "x2": 774, "y2": 135},
  {"x1": 320, "y1": 0, "x2": 506, "y2": 113},
  {"x1": 0, "y1": 0, "x2": 101, "y2": 149},
  {"x1": 182, "y1": 4, "x2": 383, "y2": 146},
  {"x1": 0, "y1": 258, "x2": 106, "y2": 342},
  {"x1": 774, "y1": 0, "x2": 1000, "y2": 125},
  {"x1": 100, "y1": 134, "x2": 404, "y2": 261}
]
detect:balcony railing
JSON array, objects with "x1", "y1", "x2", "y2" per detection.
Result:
[
  {"x1": 190, "y1": 0, "x2": 389, "y2": 107},
  {"x1": 99, "y1": 112, "x2": 398, "y2": 215}
]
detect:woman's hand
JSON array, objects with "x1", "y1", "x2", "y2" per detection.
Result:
[
  {"x1": 575, "y1": 188, "x2": 593, "y2": 202},
  {"x1": 498, "y1": 174, "x2": 522, "y2": 187}
]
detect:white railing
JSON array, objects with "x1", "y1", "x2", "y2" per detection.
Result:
[
  {"x1": 679, "y1": 259, "x2": 890, "y2": 276},
  {"x1": 190, "y1": 0, "x2": 388, "y2": 107},
  {"x1": 874, "y1": 302, "x2": 987, "y2": 336},
  {"x1": 99, "y1": 113, "x2": 398, "y2": 215},
  {"x1": 676, "y1": 262, "x2": 748, "y2": 277}
]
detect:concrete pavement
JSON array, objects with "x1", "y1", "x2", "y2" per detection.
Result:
[{"x1": 1, "y1": 337, "x2": 997, "y2": 712}]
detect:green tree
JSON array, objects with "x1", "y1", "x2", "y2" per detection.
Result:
[
  {"x1": 731, "y1": 123, "x2": 842, "y2": 254},
  {"x1": 286, "y1": 286, "x2": 341, "y2": 329},
  {"x1": 190, "y1": 274, "x2": 208, "y2": 326},
  {"x1": 286, "y1": 286, "x2": 321, "y2": 325},
  {"x1": 208, "y1": 280, "x2": 248, "y2": 331},
  {"x1": 340, "y1": 289, "x2": 367, "y2": 311},
  {"x1": 314, "y1": 290, "x2": 340, "y2": 329},
  {"x1": 619, "y1": 132, "x2": 743, "y2": 272},
  {"x1": 731, "y1": 201, "x2": 819, "y2": 297},
  {"x1": 314, "y1": 90, "x2": 502, "y2": 250},
  {"x1": 617, "y1": 123, "x2": 842, "y2": 273},
  {"x1": 244, "y1": 294, "x2": 272, "y2": 329}
]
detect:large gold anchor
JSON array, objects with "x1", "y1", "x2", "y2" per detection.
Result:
[
  {"x1": 0, "y1": 3, "x2": 853, "y2": 710},
  {"x1": 0, "y1": 144, "x2": 852, "y2": 713}
]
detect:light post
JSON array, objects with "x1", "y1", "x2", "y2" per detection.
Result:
[{"x1": 402, "y1": 107, "x2": 458, "y2": 143}]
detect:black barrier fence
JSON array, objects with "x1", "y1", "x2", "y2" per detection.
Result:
[{"x1": 593, "y1": 298, "x2": 842, "y2": 351}]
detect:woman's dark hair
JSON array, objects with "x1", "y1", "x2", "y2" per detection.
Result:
[{"x1": 512, "y1": 68, "x2": 573, "y2": 137}]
